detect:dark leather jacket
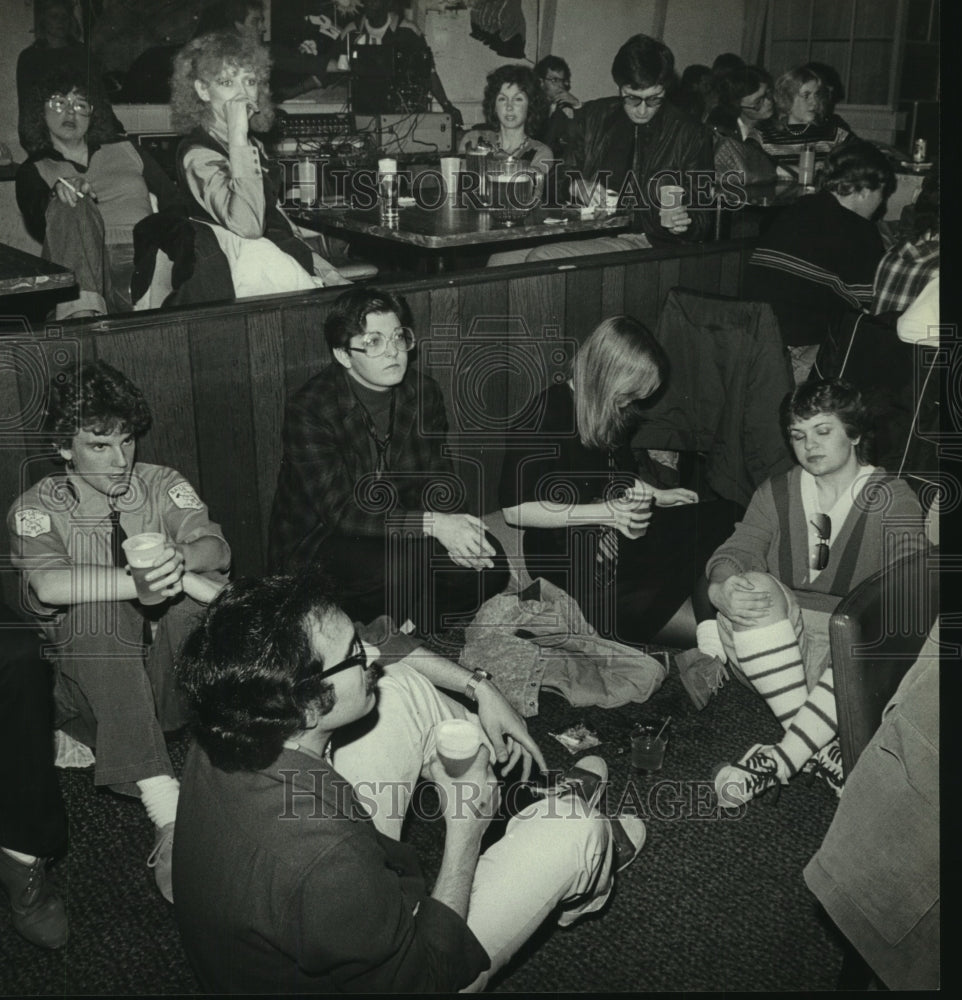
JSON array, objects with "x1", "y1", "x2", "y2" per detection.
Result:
[{"x1": 561, "y1": 98, "x2": 715, "y2": 241}]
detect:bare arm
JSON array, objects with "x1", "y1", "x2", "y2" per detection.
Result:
[
  {"x1": 503, "y1": 498, "x2": 651, "y2": 539},
  {"x1": 400, "y1": 646, "x2": 547, "y2": 779},
  {"x1": 427, "y1": 748, "x2": 499, "y2": 918}
]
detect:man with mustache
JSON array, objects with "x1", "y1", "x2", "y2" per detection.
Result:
[{"x1": 173, "y1": 573, "x2": 645, "y2": 992}]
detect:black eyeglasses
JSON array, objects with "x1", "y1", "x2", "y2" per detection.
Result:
[
  {"x1": 348, "y1": 327, "x2": 416, "y2": 358},
  {"x1": 297, "y1": 631, "x2": 370, "y2": 688},
  {"x1": 740, "y1": 91, "x2": 773, "y2": 112},
  {"x1": 810, "y1": 513, "x2": 832, "y2": 571},
  {"x1": 620, "y1": 89, "x2": 665, "y2": 109}
]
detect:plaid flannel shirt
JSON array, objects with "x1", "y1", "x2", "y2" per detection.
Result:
[
  {"x1": 872, "y1": 238, "x2": 940, "y2": 315},
  {"x1": 268, "y1": 364, "x2": 458, "y2": 571}
]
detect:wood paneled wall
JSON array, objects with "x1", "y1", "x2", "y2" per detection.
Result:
[{"x1": 1, "y1": 241, "x2": 753, "y2": 600}]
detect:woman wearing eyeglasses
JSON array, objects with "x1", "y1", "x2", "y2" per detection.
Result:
[
  {"x1": 15, "y1": 69, "x2": 180, "y2": 319},
  {"x1": 269, "y1": 286, "x2": 510, "y2": 636},
  {"x1": 705, "y1": 65, "x2": 778, "y2": 185},
  {"x1": 514, "y1": 34, "x2": 714, "y2": 266},
  {"x1": 706, "y1": 379, "x2": 925, "y2": 807},
  {"x1": 756, "y1": 65, "x2": 852, "y2": 177}
]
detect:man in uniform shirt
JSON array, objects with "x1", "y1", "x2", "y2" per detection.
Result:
[{"x1": 6, "y1": 360, "x2": 231, "y2": 902}]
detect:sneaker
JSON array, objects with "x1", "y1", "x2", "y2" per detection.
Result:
[
  {"x1": 675, "y1": 649, "x2": 729, "y2": 710},
  {"x1": 713, "y1": 743, "x2": 785, "y2": 808},
  {"x1": 610, "y1": 814, "x2": 647, "y2": 872},
  {"x1": 808, "y1": 739, "x2": 845, "y2": 799},
  {"x1": 552, "y1": 755, "x2": 609, "y2": 812},
  {"x1": 147, "y1": 823, "x2": 175, "y2": 903},
  {"x1": 0, "y1": 851, "x2": 68, "y2": 949}
]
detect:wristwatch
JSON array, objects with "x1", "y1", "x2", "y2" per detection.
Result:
[{"x1": 463, "y1": 668, "x2": 492, "y2": 702}]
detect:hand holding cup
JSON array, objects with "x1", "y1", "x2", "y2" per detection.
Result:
[
  {"x1": 658, "y1": 183, "x2": 691, "y2": 233},
  {"x1": 122, "y1": 533, "x2": 175, "y2": 606}
]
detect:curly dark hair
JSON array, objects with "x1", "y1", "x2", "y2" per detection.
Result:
[
  {"x1": 19, "y1": 68, "x2": 119, "y2": 155},
  {"x1": 324, "y1": 286, "x2": 412, "y2": 353},
  {"x1": 481, "y1": 64, "x2": 549, "y2": 137},
  {"x1": 170, "y1": 29, "x2": 274, "y2": 134},
  {"x1": 715, "y1": 65, "x2": 773, "y2": 117},
  {"x1": 176, "y1": 575, "x2": 339, "y2": 772},
  {"x1": 46, "y1": 361, "x2": 152, "y2": 449},
  {"x1": 611, "y1": 34, "x2": 676, "y2": 91},
  {"x1": 822, "y1": 139, "x2": 896, "y2": 200},
  {"x1": 781, "y1": 378, "x2": 873, "y2": 464}
]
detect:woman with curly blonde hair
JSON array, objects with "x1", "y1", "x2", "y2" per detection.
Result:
[{"x1": 170, "y1": 30, "x2": 346, "y2": 296}]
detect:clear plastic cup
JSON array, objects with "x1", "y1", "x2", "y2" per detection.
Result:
[{"x1": 631, "y1": 723, "x2": 668, "y2": 772}]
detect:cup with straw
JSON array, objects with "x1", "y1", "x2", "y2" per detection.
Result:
[{"x1": 631, "y1": 716, "x2": 671, "y2": 772}]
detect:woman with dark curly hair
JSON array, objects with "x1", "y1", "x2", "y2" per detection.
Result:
[
  {"x1": 169, "y1": 29, "x2": 346, "y2": 296},
  {"x1": 15, "y1": 68, "x2": 179, "y2": 318},
  {"x1": 459, "y1": 64, "x2": 554, "y2": 175},
  {"x1": 707, "y1": 379, "x2": 926, "y2": 808},
  {"x1": 756, "y1": 64, "x2": 852, "y2": 176}
]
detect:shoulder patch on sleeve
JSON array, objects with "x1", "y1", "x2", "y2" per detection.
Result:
[
  {"x1": 168, "y1": 482, "x2": 204, "y2": 510},
  {"x1": 14, "y1": 508, "x2": 52, "y2": 538}
]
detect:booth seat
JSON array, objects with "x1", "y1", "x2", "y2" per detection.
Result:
[{"x1": 1, "y1": 239, "x2": 757, "y2": 612}]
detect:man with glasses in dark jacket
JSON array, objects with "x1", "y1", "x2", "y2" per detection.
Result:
[{"x1": 516, "y1": 34, "x2": 714, "y2": 263}]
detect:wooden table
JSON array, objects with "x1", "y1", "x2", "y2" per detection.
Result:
[
  {"x1": 0, "y1": 241, "x2": 76, "y2": 297},
  {"x1": 289, "y1": 201, "x2": 632, "y2": 271}
]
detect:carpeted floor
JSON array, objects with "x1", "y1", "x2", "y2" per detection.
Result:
[{"x1": 1, "y1": 647, "x2": 846, "y2": 994}]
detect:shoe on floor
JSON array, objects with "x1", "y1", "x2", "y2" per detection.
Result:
[
  {"x1": 675, "y1": 648, "x2": 728, "y2": 710},
  {"x1": 554, "y1": 755, "x2": 609, "y2": 812},
  {"x1": 0, "y1": 851, "x2": 68, "y2": 949},
  {"x1": 610, "y1": 814, "x2": 647, "y2": 872},
  {"x1": 807, "y1": 739, "x2": 845, "y2": 798},
  {"x1": 147, "y1": 823, "x2": 175, "y2": 903},
  {"x1": 713, "y1": 743, "x2": 785, "y2": 809}
]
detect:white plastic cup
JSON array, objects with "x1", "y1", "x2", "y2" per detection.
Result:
[
  {"x1": 439, "y1": 156, "x2": 462, "y2": 202},
  {"x1": 658, "y1": 183, "x2": 685, "y2": 208},
  {"x1": 121, "y1": 532, "x2": 168, "y2": 606},
  {"x1": 623, "y1": 486, "x2": 653, "y2": 540},
  {"x1": 435, "y1": 719, "x2": 482, "y2": 777}
]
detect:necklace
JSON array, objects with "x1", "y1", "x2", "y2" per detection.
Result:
[{"x1": 497, "y1": 133, "x2": 528, "y2": 156}]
